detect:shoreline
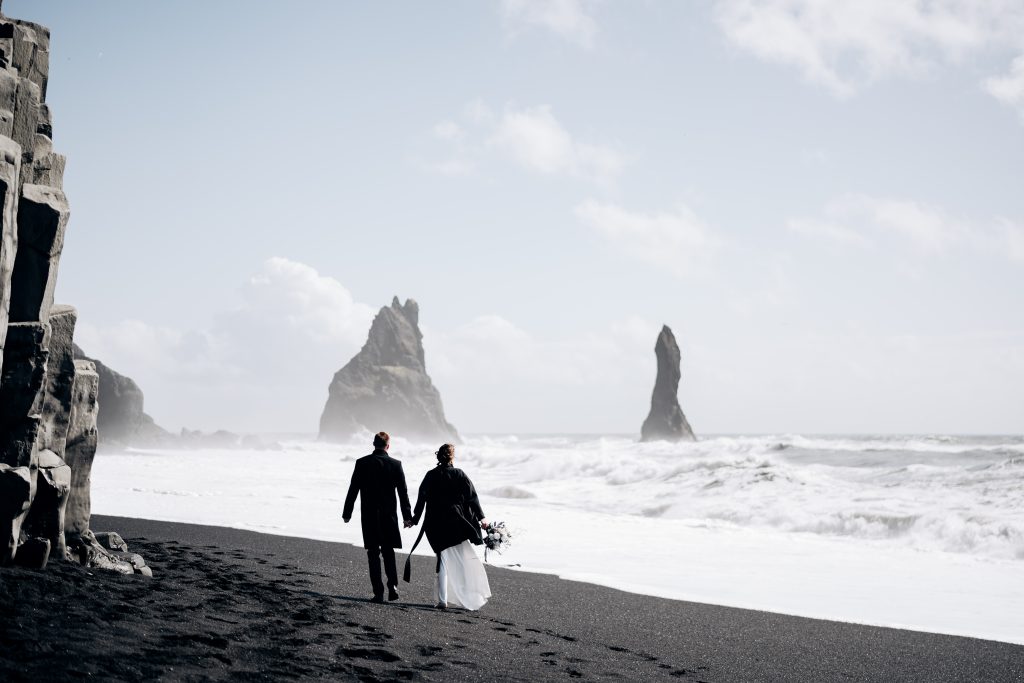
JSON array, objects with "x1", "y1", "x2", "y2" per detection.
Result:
[
  {"x1": 3, "y1": 514, "x2": 1019, "y2": 682},
  {"x1": 97, "y1": 510, "x2": 1024, "y2": 647}
]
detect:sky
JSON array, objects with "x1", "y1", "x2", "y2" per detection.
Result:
[{"x1": 10, "y1": 0, "x2": 1024, "y2": 435}]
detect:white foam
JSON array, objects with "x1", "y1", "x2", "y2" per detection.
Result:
[{"x1": 90, "y1": 433, "x2": 1024, "y2": 645}]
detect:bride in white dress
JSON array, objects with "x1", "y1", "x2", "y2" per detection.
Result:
[{"x1": 409, "y1": 444, "x2": 491, "y2": 610}]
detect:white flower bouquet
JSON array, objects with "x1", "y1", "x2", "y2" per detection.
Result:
[{"x1": 482, "y1": 521, "x2": 512, "y2": 562}]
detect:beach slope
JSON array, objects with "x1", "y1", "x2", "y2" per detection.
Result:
[{"x1": 1, "y1": 515, "x2": 1021, "y2": 682}]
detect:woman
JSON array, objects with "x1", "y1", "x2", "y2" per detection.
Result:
[{"x1": 410, "y1": 443, "x2": 491, "y2": 610}]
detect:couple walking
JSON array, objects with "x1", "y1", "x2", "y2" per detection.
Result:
[{"x1": 342, "y1": 431, "x2": 491, "y2": 610}]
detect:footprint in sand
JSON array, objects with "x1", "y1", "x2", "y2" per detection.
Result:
[{"x1": 336, "y1": 646, "x2": 401, "y2": 663}]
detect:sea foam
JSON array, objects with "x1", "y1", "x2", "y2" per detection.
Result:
[{"x1": 90, "y1": 433, "x2": 1024, "y2": 644}]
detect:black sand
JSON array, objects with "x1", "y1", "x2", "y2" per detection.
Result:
[{"x1": 1, "y1": 515, "x2": 1021, "y2": 682}]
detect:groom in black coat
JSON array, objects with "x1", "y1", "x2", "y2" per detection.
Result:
[{"x1": 343, "y1": 431, "x2": 413, "y2": 602}]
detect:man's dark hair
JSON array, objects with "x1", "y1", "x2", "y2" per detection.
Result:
[{"x1": 373, "y1": 431, "x2": 390, "y2": 449}]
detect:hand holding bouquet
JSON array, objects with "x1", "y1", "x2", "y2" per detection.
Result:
[{"x1": 482, "y1": 520, "x2": 512, "y2": 559}]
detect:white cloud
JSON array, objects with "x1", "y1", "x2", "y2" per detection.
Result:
[
  {"x1": 75, "y1": 258, "x2": 669, "y2": 434},
  {"x1": 429, "y1": 102, "x2": 624, "y2": 185},
  {"x1": 499, "y1": 0, "x2": 599, "y2": 48},
  {"x1": 983, "y1": 54, "x2": 1024, "y2": 119},
  {"x1": 229, "y1": 257, "x2": 376, "y2": 346},
  {"x1": 489, "y1": 105, "x2": 624, "y2": 184},
  {"x1": 790, "y1": 194, "x2": 1024, "y2": 263},
  {"x1": 715, "y1": 0, "x2": 1024, "y2": 98},
  {"x1": 574, "y1": 199, "x2": 721, "y2": 276},
  {"x1": 76, "y1": 258, "x2": 376, "y2": 433}
]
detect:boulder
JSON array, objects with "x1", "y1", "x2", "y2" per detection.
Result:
[
  {"x1": 319, "y1": 297, "x2": 459, "y2": 443},
  {"x1": 0, "y1": 463, "x2": 31, "y2": 564},
  {"x1": 62, "y1": 359, "x2": 98, "y2": 537},
  {"x1": 11, "y1": 535, "x2": 48, "y2": 569},
  {"x1": 21, "y1": 448, "x2": 69, "y2": 558},
  {"x1": 8, "y1": 183, "x2": 68, "y2": 323},
  {"x1": 640, "y1": 325, "x2": 696, "y2": 442},
  {"x1": 65, "y1": 529, "x2": 132, "y2": 574},
  {"x1": 93, "y1": 531, "x2": 128, "y2": 552}
]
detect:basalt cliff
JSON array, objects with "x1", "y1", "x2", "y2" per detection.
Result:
[{"x1": 0, "y1": 7, "x2": 147, "y2": 574}]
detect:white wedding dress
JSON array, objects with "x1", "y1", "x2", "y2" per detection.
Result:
[{"x1": 437, "y1": 540, "x2": 491, "y2": 610}]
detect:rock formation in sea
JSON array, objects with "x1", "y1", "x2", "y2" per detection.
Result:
[
  {"x1": 0, "y1": 7, "x2": 146, "y2": 574},
  {"x1": 640, "y1": 325, "x2": 696, "y2": 442},
  {"x1": 72, "y1": 344, "x2": 169, "y2": 448},
  {"x1": 319, "y1": 297, "x2": 459, "y2": 443}
]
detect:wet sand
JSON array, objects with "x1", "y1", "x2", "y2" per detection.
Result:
[{"x1": 0, "y1": 515, "x2": 1021, "y2": 682}]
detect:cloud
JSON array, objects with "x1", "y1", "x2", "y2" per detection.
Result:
[
  {"x1": 76, "y1": 258, "x2": 376, "y2": 433},
  {"x1": 75, "y1": 257, "x2": 669, "y2": 434},
  {"x1": 789, "y1": 194, "x2": 1024, "y2": 263},
  {"x1": 499, "y1": 0, "x2": 599, "y2": 48},
  {"x1": 714, "y1": 0, "x2": 1024, "y2": 98},
  {"x1": 574, "y1": 199, "x2": 721, "y2": 276},
  {"x1": 983, "y1": 54, "x2": 1024, "y2": 120},
  {"x1": 224, "y1": 257, "x2": 376, "y2": 347},
  {"x1": 489, "y1": 105, "x2": 624, "y2": 184},
  {"x1": 428, "y1": 102, "x2": 624, "y2": 186}
]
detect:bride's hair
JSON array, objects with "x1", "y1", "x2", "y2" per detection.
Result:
[{"x1": 436, "y1": 443, "x2": 455, "y2": 465}]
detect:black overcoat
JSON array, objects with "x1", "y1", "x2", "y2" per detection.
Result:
[
  {"x1": 411, "y1": 464, "x2": 485, "y2": 554},
  {"x1": 343, "y1": 449, "x2": 412, "y2": 550}
]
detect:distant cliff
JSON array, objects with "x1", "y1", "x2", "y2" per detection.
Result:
[
  {"x1": 319, "y1": 297, "x2": 459, "y2": 443},
  {"x1": 640, "y1": 325, "x2": 696, "y2": 442},
  {"x1": 72, "y1": 344, "x2": 169, "y2": 447}
]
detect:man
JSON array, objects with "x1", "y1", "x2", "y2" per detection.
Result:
[{"x1": 343, "y1": 431, "x2": 413, "y2": 603}]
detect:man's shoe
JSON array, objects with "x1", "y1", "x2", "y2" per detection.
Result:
[
  {"x1": 435, "y1": 601, "x2": 447, "y2": 610},
  {"x1": 388, "y1": 588, "x2": 400, "y2": 602},
  {"x1": 370, "y1": 594, "x2": 385, "y2": 603}
]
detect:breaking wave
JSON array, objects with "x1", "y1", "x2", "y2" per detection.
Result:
[{"x1": 449, "y1": 433, "x2": 1024, "y2": 561}]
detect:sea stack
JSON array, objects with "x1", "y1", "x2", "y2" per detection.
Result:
[
  {"x1": 640, "y1": 325, "x2": 696, "y2": 442},
  {"x1": 319, "y1": 297, "x2": 459, "y2": 443}
]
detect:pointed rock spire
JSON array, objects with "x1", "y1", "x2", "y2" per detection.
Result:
[
  {"x1": 640, "y1": 325, "x2": 696, "y2": 442},
  {"x1": 319, "y1": 297, "x2": 458, "y2": 443}
]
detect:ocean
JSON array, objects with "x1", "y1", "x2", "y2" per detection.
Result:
[{"x1": 91, "y1": 433, "x2": 1024, "y2": 644}]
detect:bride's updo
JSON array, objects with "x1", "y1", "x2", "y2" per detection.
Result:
[{"x1": 436, "y1": 443, "x2": 455, "y2": 466}]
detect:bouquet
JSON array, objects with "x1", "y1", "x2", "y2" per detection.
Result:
[{"x1": 482, "y1": 521, "x2": 512, "y2": 562}]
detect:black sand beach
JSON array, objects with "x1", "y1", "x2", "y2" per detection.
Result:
[{"x1": 1, "y1": 516, "x2": 1021, "y2": 682}]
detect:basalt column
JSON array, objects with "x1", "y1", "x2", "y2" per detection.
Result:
[{"x1": 0, "y1": 7, "x2": 143, "y2": 574}]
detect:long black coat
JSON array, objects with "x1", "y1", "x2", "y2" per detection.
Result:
[
  {"x1": 343, "y1": 449, "x2": 412, "y2": 550},
  {"x1": 411, "y1": 464, "x2": 485, "y2": 554}
]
